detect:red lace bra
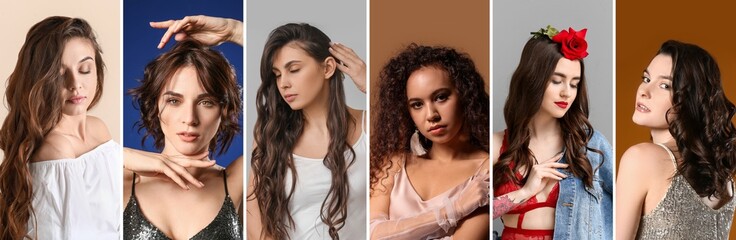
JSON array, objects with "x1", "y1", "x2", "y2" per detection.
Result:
[{"x1": 494, "y1": 131, "x2": 558, "y2": 237}]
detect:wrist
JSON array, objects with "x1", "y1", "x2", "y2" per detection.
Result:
[{"x1": 227, "y1": 19, "x2": 243, "y2": 45}]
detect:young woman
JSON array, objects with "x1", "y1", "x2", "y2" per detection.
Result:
[
  {"x1": 616, "y1": 40, "x2": 736, "y2": 239},
  {"x1": 246, "y1": 23, "x2": 367, "y2": 240},
  {"x1": 492, "y1": 26, "x2": 613, "y2": 240},
  {"x1": 369, "y1": 44, "x2": 491, "y2": 239},
  {"x1": 0, "y1": 16, "x2": 121, "y2": 239},
  {"x1": 122, "y1": 38, "x2": 243, "y2": 240}
]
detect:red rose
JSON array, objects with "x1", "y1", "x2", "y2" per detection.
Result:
[{"x1": 551, "y1": 27, "x2": 589, "y2": 60}]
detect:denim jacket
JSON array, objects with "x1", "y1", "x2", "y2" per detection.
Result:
[{"x1": 553, "y1": 130, "x2": 613, "y2": 240}]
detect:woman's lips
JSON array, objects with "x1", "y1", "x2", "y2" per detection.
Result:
[
  {"x1": 428, "y1": 125, "x2": 447, "y2": 135},
  {"x1": 554, "y1": 101, "x2": 568, "y2": 109},
  {"x1": 66, "y1": 96, "x2": 87, "y2": 104},
  {"x1": 177, "y1": 132, "x2": 200, "y2": 142},
  {"x1": 636, "y1": 102, "x2": 651, "y2": 113},
  {"x1": 284, "y1": 94, "x2": 297, "y2": 103}
]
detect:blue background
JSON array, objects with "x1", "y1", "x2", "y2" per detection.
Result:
[{"x1": 123, "y1": 0, "x2": 243, "y2": 167}]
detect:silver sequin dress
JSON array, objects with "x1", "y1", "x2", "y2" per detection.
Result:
[{"x1": 636, "y1": 143, "x2": 736, "y2": 240}]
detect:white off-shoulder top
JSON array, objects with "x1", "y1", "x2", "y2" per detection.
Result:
[{"x1": 27, "y1": 140, "x2": 121, "y2": 239}]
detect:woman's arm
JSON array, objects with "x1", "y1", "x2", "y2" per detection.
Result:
[
  {"x1": 615, "y1": 144, "x2": 651, "y2": 239},
  {"x1": 151, "y1": 15, "x2": 243, "y2": 48},
  {"x1": 226, "y1": 155, "x2": 244, "y2": 210},
  {"x1": 246, "y1": 168, "x2": 273, "y2": 240},
  {"x1": 452, "y1": 206, "x2": 490, "y2": 239},
  {"x1": 122, "y1": 147, "x2": 214, "y2": 190},
  {"x1": 370, "y1": 162, "x2": 490, "y2": 240},
  {"x1": 492, "y1": 155, "x2": 567, "y2": 218}
]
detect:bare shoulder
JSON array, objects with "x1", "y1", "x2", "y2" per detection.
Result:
[
  {"x1": 87, "y1": 115, "x2": 112, "y2": 142},
  {"x1": 372, "y1": 153, "x2": 403, "y2": 196},
  {"x1": 619, "y1": 142, "x2": 674, "y2": 179},
  {"x1": 492, "y1": 130, "x2": 504, "y2": 165},
  {"x1": 33, "y1": 132, "x2": 75, "y2": 162},
  {"x1": 347, "y1": 107, "x2": 365, "y2": 129}
]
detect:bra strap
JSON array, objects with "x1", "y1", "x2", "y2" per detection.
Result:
[
  {"x1": 222, "y1": 170, "x2": 229, "y2": 196},
  {"x1": 654, "y1": 143, "x2": 677, "y2": 169},
  {"x1": 361, "y1": 110, "x2": 366, "y2": 133},
  {"x1": 131, "y1": 172, "x2": 137, "y2": 195}
]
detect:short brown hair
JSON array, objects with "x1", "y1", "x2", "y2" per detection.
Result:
[{"x1": 130, "y1": 39, "x2": 241, "y2": 155}]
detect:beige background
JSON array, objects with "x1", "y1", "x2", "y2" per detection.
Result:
[{"x1": 0, "y1": 0, "x2": 121, "y2": 160}]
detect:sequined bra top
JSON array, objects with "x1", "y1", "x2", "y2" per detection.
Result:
[
  {"x1": 636, "y1": 143, "x2": 736, "y2": 240},
  {"x1": 123, "y1": 170, "x2": 242, "y2": 240}
]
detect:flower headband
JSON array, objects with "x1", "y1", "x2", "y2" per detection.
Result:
[{"x1": 531, "y1": 25, "x2": 589, "y2": 60}]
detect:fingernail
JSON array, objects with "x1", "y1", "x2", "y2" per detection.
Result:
[{"x1": 199, "y1": 181, "x2": 204, "y2": 187}]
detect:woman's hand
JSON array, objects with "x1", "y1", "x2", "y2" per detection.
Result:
[
  {"x1": 453, "y1": 169, "x2": 491, "y2": 218},
  {"x1": 518, "y1": 153, "x2": 568, "y2": 199},
  {"x1": 150, "y1": 15, "x2": 243, "y2": 48},
  {"x1": 329, "y1": 42, "x2": 366, "y2": 93},
  {"x1": 123, "y1": 147, "x2": 216, "y2": 190}
]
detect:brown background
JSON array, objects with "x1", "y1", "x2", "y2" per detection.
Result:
[
  {"x1": 369, "y1": 0, "x2": 489, "y2": 111},
  {"x1": 616, "y1": 0, "x2": 736, "y2": 236}
]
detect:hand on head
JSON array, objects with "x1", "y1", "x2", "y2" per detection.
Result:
[
  {"x1": 150, "y1": 15, "x2": 243, "y2": 48},
  {"x1": 329, "y1": 42, "x2": 366, "y2": 93}
]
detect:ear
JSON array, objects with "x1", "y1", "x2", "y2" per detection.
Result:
[{"x1": 323, "y1": 56, "x2": 337, "y2": 80}]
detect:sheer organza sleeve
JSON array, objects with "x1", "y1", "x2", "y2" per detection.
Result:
[{"x1": 370, "y1": 172, "x2": 489, "y2": 240}]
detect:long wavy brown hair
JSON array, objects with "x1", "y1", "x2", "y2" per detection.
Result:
[
  {"x1": 658, "y1": 40, "x2": 736, "y2": 204},
  {"x1": 129, "y1": 39, "x2": 241, "y2": 156},
  {"x1": 0, "y1": 16, "x2": 105, "y2": 239},
  {"x1": 248, "y1": 23, "x2": 356, "y2": 240},
  {"x1": 370, "y1": 44, "x2": 490, "y2": 194},
  {"x1": 493, "y1": 36, "x2": 602, "y2": 190}
]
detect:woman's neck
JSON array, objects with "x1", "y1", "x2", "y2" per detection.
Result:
[
  {"x1": 54, "y1": 114, "x2": 88, "y2": 142},
  {"x1": 529, "y1": 113, "x2": 562, "y2": 141},
  {"x1": 301, "y1": 85, "x2": 332, "y2": 134},
  {"x1": 427, "y1": 130, "x2": 479, "y2": 163},
  {"x1": 650, "y1": 127, "x2": 675, "y2": 144},
  {"x1": 161, "y1": 145, "x2": 212, "y2": 179}
]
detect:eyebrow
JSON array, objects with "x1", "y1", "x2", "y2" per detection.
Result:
[
  {"x1": 643, "y1": 69, "x2": 672, "y2": 80},
  {"x1": 79, "y1": 56, "x2": 94, "y2": 63},
  {"x1": 407, "y1": 88, "x2": 451, "y2": 102},
  {"x1": 273, "y1": 60, "x2": 302, "y2": 70},
  {"x1": 553, "y1": 72, "x2": 581, "y2": 80},
  {"x1": 162, "y1": 91, "x2": 214, "y2": 99}
]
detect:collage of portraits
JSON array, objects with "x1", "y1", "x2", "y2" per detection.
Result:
[{"x1": 0, "y1": 0, "x2": 735, "y2": 239}]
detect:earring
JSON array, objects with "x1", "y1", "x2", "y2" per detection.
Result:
[{"x1": 410, "y1": 128, "x2": 427, "y2": 156}]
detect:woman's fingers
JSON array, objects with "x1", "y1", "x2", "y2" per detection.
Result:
[
  {"x1": 163, "y1": 160, "x2": 205, "y2": 189},
  {"x1": 160, "y1": 167, "x2": 189, "y2": 190}
]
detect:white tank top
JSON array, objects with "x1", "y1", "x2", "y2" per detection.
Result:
[{"x1": 285, "y1": 111, "x2": 367, "y2": 239}]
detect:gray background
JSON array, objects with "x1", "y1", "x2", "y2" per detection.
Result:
[
  {"x1": 492, "y1": 0, "x2": 613, "y2": 234},
  {"x1": 245, "y1": 0, "x2": 367, "y2": 166}
]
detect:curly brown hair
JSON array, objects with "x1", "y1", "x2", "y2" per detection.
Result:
[
  {"x1": 129, "y1": 39, "x2": 242, "y2": 156},
  {"x1": 370, "y1": 44, "x2": 489, "y2": 194},
  {"x1": 659, "y1": 40, "x2": 736, "y2": 204}
]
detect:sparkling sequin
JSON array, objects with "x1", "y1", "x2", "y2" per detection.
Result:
[
  {"x1": 123, "y1": 171, "x2": 242, "y2": 240},
  {"x1": 636, "y1": 174, "x2": 735, "y2": 240}
]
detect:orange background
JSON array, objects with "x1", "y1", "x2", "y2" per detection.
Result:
[
  {"x1": 369, "y1": 0, "x2": 489, "y2": 111},
  {"x1": 616, "y1": 0, "x2": 736, "y2": 236}
]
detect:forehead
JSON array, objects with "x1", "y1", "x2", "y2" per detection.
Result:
[
  {"x1": 406, "y1": 66, "x2": 453, "y2": 97},
  {"x1": 61, "y1": 37, "x2": 95, "y2": 64},
  {"x1": 162, "y1": 65, "x2": 206, "y2": 94},
  {"x1": 646, "y1": 54, "x2": 673, "y2": 77},
  {"x1": 272, "y1": 42, "x2": 313, "y2": 69},
  {"x1": 553, "y1": 58, "x2": 581, "y2": 78}
]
